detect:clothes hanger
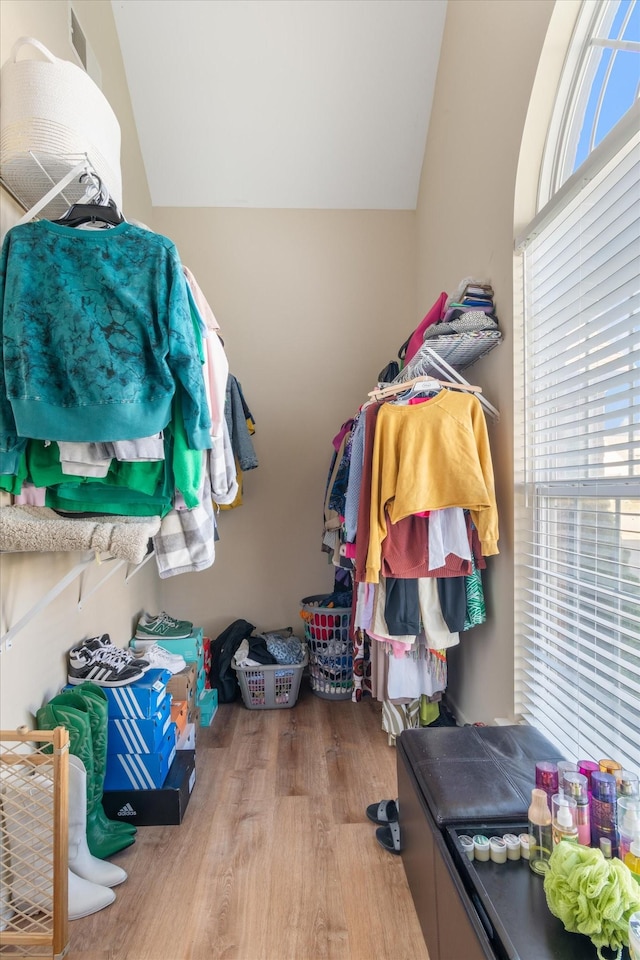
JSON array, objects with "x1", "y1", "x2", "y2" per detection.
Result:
[
  {"x1": 367, "y1": 375, "x2": 482, "y2": 403},
  {"x1": 385, "y1": 345, "x2": 500, "y2": 421},
  {"x1": 52, "y1": 172, "x2": 124, "y2": 228}
]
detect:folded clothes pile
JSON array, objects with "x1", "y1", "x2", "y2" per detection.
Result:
[{"x1": 422, "y1": 280, "x2": 499, "y2": 340}]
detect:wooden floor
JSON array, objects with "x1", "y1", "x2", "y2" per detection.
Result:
[{"x1": 69, "y1": 682, "x2": 431, "y2": 960}]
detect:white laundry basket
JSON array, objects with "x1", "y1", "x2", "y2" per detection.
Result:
[{"x1": 0, "y1": 36, "x2": 122, "y2": 210}]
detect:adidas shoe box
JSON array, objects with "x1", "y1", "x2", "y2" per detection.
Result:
[
  {"x1": 107, "y1": 693, "x2": 172, "y2": 754},
  {"x1": 104, "y1": 727, "x2": 176, "y2": 791},
  {"x1": 103, "y1": 750, "x2": 196, "y2": 826},
  {"x1": 65, "y1": 668, "x2": 171, "y2": 719}
]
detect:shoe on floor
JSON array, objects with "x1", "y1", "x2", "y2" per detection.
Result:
[
  {"x1": 68, "y1": 638, "x2": 145, "y2": 687},
  {"x1": 135, "y1": 611, "x2": 192, "y2": 640},
  {"x1": 376, "y1": 821, "x2": 401, "y2": 855},
  {"x1": 366, "y1": 799, "x2": 399, "y2": 825},
  {"x1": 128, "y1": 642, "x2": 186, "y2": 675}
]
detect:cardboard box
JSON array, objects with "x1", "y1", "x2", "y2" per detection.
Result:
[
  {"x1": 107, "y1": 693, "x2": 172, "y2": 754},
  {"x1": 166, "y1": 662, "x2": 196, "y2": 705},
  {"x1": 102, "y1": 750, "x2": 196, "y2": 826},
  {"x1": 65, "y1": 668, "x2": 171, "y2": 719},
  {"x1": 176, "y1": 722, "x2": 196, "y2": 751},
  {"x1": 104, "y1": 727, "x2": 176, "y2": 790},
  {"x1": 196, "y1": 665, "x2": 206, "y2": 699},
  {"x1": 198, "y1": 688, "x2": 218, "y2": 727},
  {"x1": 170, "y1": 699, "x2": 188, "y2": 739}
]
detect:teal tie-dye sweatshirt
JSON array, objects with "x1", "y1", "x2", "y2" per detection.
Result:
[{"x1": 0, "y1": 220, "x2": 212, "y2": 457}]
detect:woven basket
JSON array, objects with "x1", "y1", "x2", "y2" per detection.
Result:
[{"x1": 0, "y1": 37, "x2": 122, "y2": 208}]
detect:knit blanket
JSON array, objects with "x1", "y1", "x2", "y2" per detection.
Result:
[{"x1": 0, "y1": 506, "x2": 160, "y2": 565}]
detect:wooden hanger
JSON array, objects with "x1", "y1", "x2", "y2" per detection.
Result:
[{"x1": 368, "y1": 375, "x2": 482, "y2": 402}]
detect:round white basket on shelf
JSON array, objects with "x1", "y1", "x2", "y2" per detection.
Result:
[{"x1": 0, "y1": 36, "x2": 122, "y2": 211}]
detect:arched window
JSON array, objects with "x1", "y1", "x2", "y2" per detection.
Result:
[{"x1": 515, "y1": 0, "x2": 640, "y2": 769}]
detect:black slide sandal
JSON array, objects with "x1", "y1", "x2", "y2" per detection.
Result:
[
  {"x1": 375, "y1": 820, "x2": 401, "y2": 855},
  {"x1": 366, "y1": 799, "x2": 399, "y2": 825}
]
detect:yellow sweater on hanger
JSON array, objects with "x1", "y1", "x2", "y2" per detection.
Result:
[{"x1": 364, "y1": 389, "x2": 499, "y2": 584}]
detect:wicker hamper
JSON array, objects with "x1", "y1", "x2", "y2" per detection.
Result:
[{"x1": 300, "y1": 595, "x2": 353, "y2": 700}]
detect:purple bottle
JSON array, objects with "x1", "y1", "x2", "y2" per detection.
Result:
[
  {"x1": 536, "y1": 761, "x2": 559, "y2": 803},
  {"x1": 590, "y1": 771, "x2": 619, "y2": 857},
  {"x1": 578, "y1": 760, "x2": 600, "y2": 797}
]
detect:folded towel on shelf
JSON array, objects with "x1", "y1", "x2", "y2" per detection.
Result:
[{"x1": 0, "y1": 505, "x2": 160, "y2": 564}]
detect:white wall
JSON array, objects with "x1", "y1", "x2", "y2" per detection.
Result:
[
  {"x1": 0, "y1": 0, "x2": 159, "y2": 729},
  {"x1": 413, "y1": 0, "x2": 560, "y2": 723},
  {"x1": 153, "y1": 207, "x2": 417, "y2": 637}
]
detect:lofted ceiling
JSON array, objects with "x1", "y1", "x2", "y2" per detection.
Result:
[{"x1": 111, "y1": 0, "x2": 447, "y2": 210}]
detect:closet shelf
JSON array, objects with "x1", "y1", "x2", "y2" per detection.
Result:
[
  {"x1": 401, "y1": 330, "x2": 502, "y2": 379},
  {"x1": 0, "y1": 150, "x2": 98, "y2": 221}
]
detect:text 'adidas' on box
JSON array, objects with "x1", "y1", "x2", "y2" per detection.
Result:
[{"x1": 102, "y1": 750, "x2": 196, "y2": 826}]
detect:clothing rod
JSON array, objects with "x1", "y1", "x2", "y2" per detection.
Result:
[
  {"x1": 368, "y1": 375, "x2": 482, "y2": 402},
  {"x1": 408, "y1": 347, "x2": 501, "y2": 421}
]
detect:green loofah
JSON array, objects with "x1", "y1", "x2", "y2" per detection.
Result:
[{"x1": 544, "y1": 841, "x2": 640, "y2": 959}]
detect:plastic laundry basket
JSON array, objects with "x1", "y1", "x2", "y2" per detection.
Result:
[
  {"x1": 235, "y1": 654, "x2": 307, "y2": 710},
  {"x1": 300, "y1": 595, "x2": 353, "y2": 700}
]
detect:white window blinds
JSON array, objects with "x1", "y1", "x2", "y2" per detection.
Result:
[{"x1": 516, "y1": 127, "x2": 640, "y2": 770}]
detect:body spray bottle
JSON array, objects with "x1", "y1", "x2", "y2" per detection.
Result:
[{"x1": 528, "y1": 788, "x2": 553, "y2": 876}]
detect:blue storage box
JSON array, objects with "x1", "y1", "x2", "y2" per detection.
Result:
[
  {"x1": 107, "y1": 693, "x2": 172, "y2": 754},
  {"x1": 104, "y1": 726, "x2": 177, "y2": 790},
  {"x1": 100, "y1": 668, "x2": 171, "y2": 719}
]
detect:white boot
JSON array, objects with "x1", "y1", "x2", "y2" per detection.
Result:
[
  {"x1": 68, "y1": 869, "x2": 115, "y2": 920},
  {"x1": 68, "y1": 755, "x2": 127, "y2": 887},
  {"x1": 1, "y1": 764, "x2": 118, "y2": 922}
]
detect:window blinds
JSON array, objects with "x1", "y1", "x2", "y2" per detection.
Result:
[{"x1": 516, "y1": 128, "x2": 640, "y2": 770}]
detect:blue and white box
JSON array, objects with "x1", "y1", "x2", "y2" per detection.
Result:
[
  {"x1": 104, "y1": 727, "x2": 177, "y2": 790},
  {"x1": 107, "y1": 693, "x2": 172, "y2": 754},
  {"x1": 99, "y1": 668, "x2": 171, "y2": 719},
  {"x1": 63, "y1": 668, "x2": 171, "y2": 719}
]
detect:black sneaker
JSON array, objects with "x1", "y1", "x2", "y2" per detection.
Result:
[
  {"x1": 67, "y1": 638, "x2": 146, "y2": 687},
  {"x1": 89, "y1": 634, "x2": 151, "y2": 672}
]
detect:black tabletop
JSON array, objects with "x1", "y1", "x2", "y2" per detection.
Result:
[{"x1": 446, "y1": 824, "x2": 632, "y2": 960}]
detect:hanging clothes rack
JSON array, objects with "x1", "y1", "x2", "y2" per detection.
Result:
[{"x1": 386, "y1": 345, "x2": 500, "y2": 421}]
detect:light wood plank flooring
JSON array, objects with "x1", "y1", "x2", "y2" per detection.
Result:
[{"x1": 69, "y1": 683, "x2": 431, "y2": 960}]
